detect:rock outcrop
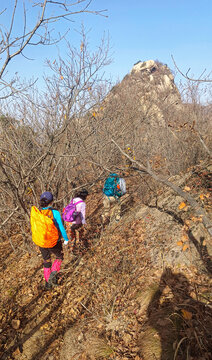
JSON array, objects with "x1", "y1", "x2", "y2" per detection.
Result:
[
  {"x1": 102, "y1": 59, "x2": 181, "y2": 128},
  {"x1": 130, "y1": 59, "x2": 181, "y2": 123}
]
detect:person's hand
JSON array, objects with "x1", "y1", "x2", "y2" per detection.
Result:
[{"x1": 64, "y1": 240, "x2": 69, "y2": 245}]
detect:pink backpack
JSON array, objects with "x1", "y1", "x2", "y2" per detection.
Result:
[{"x1": 62, "y1": 199, "x2": 83, "y2": 222}]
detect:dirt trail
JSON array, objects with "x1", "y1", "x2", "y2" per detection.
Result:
[{"x1": 0, "y1": 163, "x2": 211, "y2": 359}]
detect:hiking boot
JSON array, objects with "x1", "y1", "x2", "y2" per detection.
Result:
[
  {"x1": 48, "y1": 271, "x2": 59, "y2": 286},
  {"x1": 44, "y1": 281, "x2": 52, "y2": 290}
]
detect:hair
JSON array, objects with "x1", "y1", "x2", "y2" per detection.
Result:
[
  {"x1": 74, "y1": 189, "x2": 89, "y2": 200},
  {"x1": 40, "y1": 198, "x2": 52, "y2": 207}
]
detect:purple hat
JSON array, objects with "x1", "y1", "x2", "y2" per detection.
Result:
[{"x1": 40, "y1": 191, "x2": 53, "y2": 203}]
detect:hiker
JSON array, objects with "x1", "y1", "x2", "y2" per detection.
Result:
[
  {"x1": 30, "y1": 191, "x2": 69, "y2": 289},
  {"x1": 63, "y1": 189, "x2": 89, "y2": 254},
  {"x1": 102, "y1": 173, "x2": 126, "y2": 225}
]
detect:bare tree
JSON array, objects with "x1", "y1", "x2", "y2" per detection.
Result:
[
  {"x1": 0, "y1": 28, "x2": 112, "y2": 250},
  {"x1": 1, "y1": 49, "x2": 211, "y2": 251},
  {"x1": 112, "y1": 139, "x2": 212, "y2": 236},
  {"x1": 171, "y1": 56, "x2": 212, "y2": 156},
  {"x1": 0, "y1": 0, "x2": 107, "y2": 98},
  {"x1": 89, "y1": 64, "x2": 208, "y2": 176}
]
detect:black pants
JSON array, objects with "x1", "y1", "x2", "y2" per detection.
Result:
[{"x1": 39, "y1": 240, "x2": 64, "y2": 264}]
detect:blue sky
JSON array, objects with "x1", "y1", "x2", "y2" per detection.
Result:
[{"x1": 1, "y1": 0, "x2": 212, "y2": 90}]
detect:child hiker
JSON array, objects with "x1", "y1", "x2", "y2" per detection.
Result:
[
  {"x1": 30, "y1": 191, "x2": 69, "y2": 289},
  {"x1": 63, "y1": 189, "x2": 88, "y2": 254}
]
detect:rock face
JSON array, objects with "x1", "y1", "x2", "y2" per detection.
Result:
[
  {"x1": 91, "y1": 59, "x2": 210, "y2": 175},
  {"x1": 132, "y1": 59, "x2": 157, "y2": 73},
  {"x1": 103, "y1": 59, "x2": 181, "y2": 128},
  {"x1": 131, "y1": 59, "x2": 175, "y2": 90},
  {"x1": 130, "y1": 60, "x2": 181, "y2": 121},
  {"x1": 134, "y1": 163, "x2": 212, "y2": 271}
]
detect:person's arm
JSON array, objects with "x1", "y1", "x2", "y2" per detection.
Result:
[{"x1": 52, "y1": 209, "x2": 69, "y2": 242}]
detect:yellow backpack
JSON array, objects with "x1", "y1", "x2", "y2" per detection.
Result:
[{"x1": 30, "y1": 206, "x2": 59, "y2": 248}]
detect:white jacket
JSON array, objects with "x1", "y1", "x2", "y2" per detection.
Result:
[{"x1": 71, "y1": 197, "x2": 86, "y2": 225}]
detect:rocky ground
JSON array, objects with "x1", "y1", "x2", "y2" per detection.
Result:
[{"x1": 0, "y1": 161, "x2": 211, "y2": 360}]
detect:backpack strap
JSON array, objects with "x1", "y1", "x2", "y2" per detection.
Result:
[{"x1": 40, "y1": 206, "x2": 54, "y2": 215}]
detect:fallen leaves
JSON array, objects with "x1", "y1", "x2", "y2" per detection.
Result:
[
  {"x1": 123, "y1": 333, "x2": 132, "y2": 345},
  {"x1": 181, "y1": 309, "x2": 192, "y2": 320},
  {"x1": 11, "y1": 319, "x2": 20, "y2": 330},
  {"x1": 1, "y1": 165, "x2": 211, "y2": 360},
  {"x1": 191, "y1": 216, "x2": 202, "y2": 223},
  {"x1": 182, "y1": 234, "x2": 188, "y2": 242},
  {"x1": 182, "y1": 244, "x2": 189, "y2": 252},
  {"x1": 178, "y1": 201, "x2": 187, "y2": 210},
  {"x1": 199, "y1": 193, "x2": 210, "y2": 200},
  {"x1": 177, "y1": 234, "x2": 189, "y2": 251},
  {"x1": 177, "y1": 241, "x2": 183, "y2": 247}
]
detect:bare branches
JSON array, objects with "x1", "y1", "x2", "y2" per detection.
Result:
[
  {"x1": 0, "y1": 0, "x2": 107, "y2": 98},
  {"x1": 0, "y1": 0, "x2": 47, "y2": 79},
  {"x1": 197, "y1": 131, "x2": 212, "y2": 157},
  {"x1": 0, "y1": 28, "x2": 112, "y2": 243},
  {"x1": 171, "y1": 55, "x2": 212, "y2": 83},
  {"x1": 0, "y1": 206, "x2": 19, "y2": 229},
  {"x1": 112, "y1": 138, "x2": 212, "y2": 236}
]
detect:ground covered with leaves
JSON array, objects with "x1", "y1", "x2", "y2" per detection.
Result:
[{"x1": 0, "y1": 161, "x2": 212, "y2": 360}]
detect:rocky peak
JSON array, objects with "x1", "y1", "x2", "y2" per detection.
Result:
[{"x1": 131, "y1": 59, "x2": 177, "y2": 94}]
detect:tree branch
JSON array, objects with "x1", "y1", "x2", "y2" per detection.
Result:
[
  {"x1": 111, "y1": 138, "x2": 212, "y2": 236},
  {"x1": 171, "y1": 55, "x2": 212, "y2": 83}
]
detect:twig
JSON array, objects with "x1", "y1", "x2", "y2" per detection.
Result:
[
  {"x1": 0, "y1": 206, "x2": 19, "y2": 229},
  {"x1": 171, "y1": 55, "x2": 212, "y2": 83}
]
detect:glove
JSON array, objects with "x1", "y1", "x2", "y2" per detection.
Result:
[{"x1": 64, "y1": 240, "x2": 69, "y2": 245}]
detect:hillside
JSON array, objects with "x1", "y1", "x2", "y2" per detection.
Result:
[
  {"x1": 88, "y1": 59, "x2": 211, "y2": 177},
  {"x1": 0, "y1": 2, "x2": 211, "y2": 358},
  {"x1": 0, "y1": 159, "x2": 211, "y2": 360}
]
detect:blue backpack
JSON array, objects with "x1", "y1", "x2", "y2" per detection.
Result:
[{"x1": 103, "y1": 173, "x2": 126, "y2": 198}]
